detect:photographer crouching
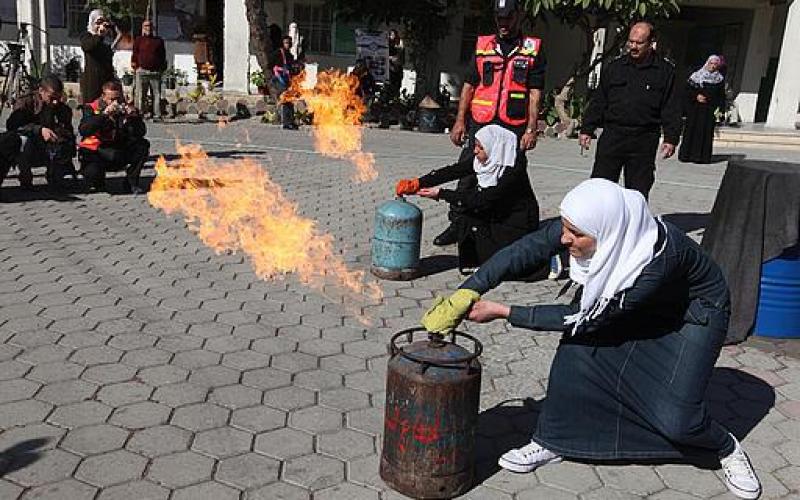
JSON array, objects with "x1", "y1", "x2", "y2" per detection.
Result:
[
  {"x1": 0, "y1": 75, "x2": 76, "y2": 191},
  {"x1": 78, "y1": 81, "x2": 149, "y2": 194}
]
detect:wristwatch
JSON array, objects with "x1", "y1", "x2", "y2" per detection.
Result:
[{"x1": 525, "y1": 127, "x2": 535, "y2": 134}]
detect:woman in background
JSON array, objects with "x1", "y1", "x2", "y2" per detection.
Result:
[{"x1": 679, "y1": 55, "x2": 725, "y2": 164}]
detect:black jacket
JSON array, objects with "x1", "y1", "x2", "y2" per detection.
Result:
[
  {"x1": 581, "y1": 53, "x2": 682, "y2": 145},
  {"x1": 419, "y1": 155, "x2": 539, "y2": 264},
  {"x1": 7, "y1": 92, "x2": 74, "y2": 141},
  {"x1": 461, "y1": 218, "x2": 730, "y2": 340}
]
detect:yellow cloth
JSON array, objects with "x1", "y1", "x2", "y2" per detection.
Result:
[{"x1": 420, "y1": 289, "x2": 481, "y2": 334}]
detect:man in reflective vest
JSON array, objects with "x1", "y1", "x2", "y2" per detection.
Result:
[{"x1": 434, "y1": 0, "x2": 546, "y2": 247}]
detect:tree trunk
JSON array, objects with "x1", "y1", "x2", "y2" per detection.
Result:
[{"x1": 244, "y1": 0, "x2": 272, "y2": 72}]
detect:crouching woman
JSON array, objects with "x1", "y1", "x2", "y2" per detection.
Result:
[
  {"x1": 395, "y1": 124, "x2": 539, "y2": 271},
  {"x1": 421, "y1": 178, "x2": 761, "y2": 499}
]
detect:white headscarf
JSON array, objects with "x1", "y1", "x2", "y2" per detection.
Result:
[
  {"x1": 559, "y1": 179, "x2": 661, "y2": 334},
  {"x1": 87, "y1": 9, "x2": 105, "y2": 35},
  {"x1": 473, "y1": 125, "x2": 518, "y2": 188},
  {"x1": 689, "y1": 55, "x2": 724, "y2": 87}
]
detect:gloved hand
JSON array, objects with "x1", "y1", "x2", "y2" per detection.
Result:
[
  {"x1": 420, "y1": 289, "x2": 481, "y2": 334},
  {"x1": 395, "y1": 178, "x2": 420, "y2": 196}
]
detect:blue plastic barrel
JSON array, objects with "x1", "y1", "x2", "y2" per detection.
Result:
[
  {"x1": 371, "y1": 198, "x2": 423, "y2": 281},
  {"x1": 754, "y1": 245, "x2": 800, "y2": 338}
]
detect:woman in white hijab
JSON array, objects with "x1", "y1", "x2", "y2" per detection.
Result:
[
  {"x1": 395, "y1": 124, "x2": 539, "y2": 271},
  {"x1": 680, "y1": 55, "x2": 726, "y2": 164},
  {"x1": 421, "y1": 179, "x2": 761, "y2": 499},
  {"x1": 80, "y1": 9, "x2": 117, "y2": 103}
]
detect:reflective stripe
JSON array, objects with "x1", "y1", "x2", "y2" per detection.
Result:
[
  {"x1": 472, "y1": 99, "x2": 494, "y2": 106},
  {"x1": 475, "y1": 50, "x2": 495, "y2": 55},
  {"x1": 509, "y1": 92, "x2": 526, "y2": 99}
]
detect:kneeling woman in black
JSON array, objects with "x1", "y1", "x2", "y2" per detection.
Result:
[{"x1": 395, "y1": 124, "x2": 539, "y2": 270}]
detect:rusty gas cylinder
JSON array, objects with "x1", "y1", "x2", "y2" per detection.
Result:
[{"x1": 380, "y1": 327, "x2": 482, "y2": 499}]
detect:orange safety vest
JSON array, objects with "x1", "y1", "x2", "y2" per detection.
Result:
[
  {"x1": 471, "y1": 35, "x2": 541, "y2": 127},
  {"x1": 78, "y1": 99, "x2": 108, "y2": 151}
]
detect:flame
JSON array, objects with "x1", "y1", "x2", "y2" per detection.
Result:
[
  {"x1": 147, "y1": 143, "x2": 382, "y2": 305},
  {"x1": 282, "y1": 70, "x2": 377, "y2": 182}
]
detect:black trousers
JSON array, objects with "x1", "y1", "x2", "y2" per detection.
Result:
[
  {"x1": 80, "y1": 139, "x2": 149, "y2": 190},
  {"x1": 18, "y1": 135, "x2": 77, "y2": 187},
  {"x1": 590, "y1": 128, "x2": 661, "y2": 200},
  {"x1": 0, "y1": 131, "x2": 22, "y2": 187},
  {"x1": 0, "y1": 132, "x2": 75, "y2": 188}
]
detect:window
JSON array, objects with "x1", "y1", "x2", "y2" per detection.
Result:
[
  {"x1": 295, "y1": 3, "x2": 332, "y2": 54},
  {"x1": 333, "y1": 18, "x2": 359, "y2": 55},
  {"x1": 48, "y1": 0, "x2": 66, "y2": 28},
  {"x1": 67, "y1": 0, "x2": 87, "y2": 36}
]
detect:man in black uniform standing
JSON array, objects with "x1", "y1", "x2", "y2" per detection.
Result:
[
  {"x1": 433, "y1": 0, "x2": 546, "y2": 246},
  {"x1": 579, "y1": 21, "x2": 680, "y2": 200}
]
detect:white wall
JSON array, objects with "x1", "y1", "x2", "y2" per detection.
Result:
[
  {"x1": 223, "y1": 0, "x2": 249, "y2": 92},
  {"x1": 735, "y1": 3, "x2": 773, "y2": 122},
  {"x1": 766, "y1": 0, "x2": 800, "y2": 127}
]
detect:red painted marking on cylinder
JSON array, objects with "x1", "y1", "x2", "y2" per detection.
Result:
[{"x1": 413, "y1": 414, "x2": 441, "y2": 445}]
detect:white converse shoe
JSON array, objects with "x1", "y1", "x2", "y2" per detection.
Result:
[
  {"x1": 720, "y1": 434, "x2": 761, "y2": 499},
  {"x1": 498, "y1": 440, "x2": 562, "y2": 473}
]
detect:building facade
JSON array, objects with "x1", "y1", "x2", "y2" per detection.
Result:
[{"x1": 2, "y1": 0, "x2": 798, "y2": 128}]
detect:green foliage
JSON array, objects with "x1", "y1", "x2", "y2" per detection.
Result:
[
  {"x1": 524, "y1": 0, "x2": 680, "y2": 79},
  {"x1": 332, "y1": 0, "x2": 451, "y2": 95},
  {"x1": 250, "y1": 70, "x2": 267, "y2": 88},
  {"x1": 524, "y1": 0, "x2": 679, "y2": 24},
  {"x1": 87, "y1": 0, "x2": 148, "y2": 19}
]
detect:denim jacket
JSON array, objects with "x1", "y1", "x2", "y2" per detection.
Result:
[{"x1": 461, "y1": 218, "x2": 731, "y2": 339}]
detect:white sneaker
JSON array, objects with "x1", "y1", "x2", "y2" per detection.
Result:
[
  {"x1": 498, "y1": 440, "x2": 562, "y2": 473},
  {"x1": 720, "y1": 434, "x2": 762, "y2": 499}
]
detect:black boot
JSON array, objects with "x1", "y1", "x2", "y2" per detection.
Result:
[{"x1": 433, "y1": 225, "x2": 459, "y2": 246}]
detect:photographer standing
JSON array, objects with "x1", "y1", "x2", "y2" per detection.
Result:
[
  {"x1": 80, "y1": 9, "x2": 117, "y2": 103},
  {"x1": 78, "y1": 81, "x2": 149, "y2": 194}
]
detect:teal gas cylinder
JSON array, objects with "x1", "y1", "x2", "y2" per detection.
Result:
[{"x1": 371, "y1": 197, "x2": 423, "y2": 280}]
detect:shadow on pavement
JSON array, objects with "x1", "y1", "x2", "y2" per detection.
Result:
[
  {"x1": 474, "y1": 397, "x2": 541, "y2": 484},
  {"x1": 416, "y1": 255, "x2": 460, "y2": 278},
  {"x1": 150, "y1": 149, "x2": 269, "y2": 163},
  {"x1": 662, "y1": 212, "x2": 711, "y2": 233},
  {"x1": 0, "y1": 438, "x2": 50, "y2": 476},
  {"x1": 471, "y1": 367, "x2": 775, "y2": 488},
  {"x1": 710, "y1": 153, "x2": 747, "y2": 164}
]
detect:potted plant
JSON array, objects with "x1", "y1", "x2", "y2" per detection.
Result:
[
  {"x1": 250, "y1": 70, "x2": 270, "y2": 95},
  {"x1": 163, "y1": 67, "x2": 177, "y2": 90},
  {"x1": 397, "y1": 89, "x2": 417, "y2": 130}
]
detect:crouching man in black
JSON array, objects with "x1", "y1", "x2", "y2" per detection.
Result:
[
  {"x1": 78, "y1": 80, "x2": 149, "y2": 194},
  {"x1": 1, "y1": 75, "x2": 76, "y2": 191}
]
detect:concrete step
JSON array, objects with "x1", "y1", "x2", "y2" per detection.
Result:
[{"x1": 714, "y1": 126, "x2": 800, "y2": 151}]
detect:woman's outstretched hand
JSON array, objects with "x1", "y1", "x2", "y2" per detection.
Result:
[
  {"x1": 467, "y1": 300, "x2": 511, "y2": 323},
  {"x1": 417, "y1": 187, "x2": 440, "y2": 199}
]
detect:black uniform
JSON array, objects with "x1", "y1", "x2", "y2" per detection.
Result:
[{"x1": 581, "y1": 52, "x2": 681, "y2": 199}]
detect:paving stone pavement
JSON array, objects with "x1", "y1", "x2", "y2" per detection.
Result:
[{"x1": 1, "y1": 121, "x2": 799, "y2": 499}]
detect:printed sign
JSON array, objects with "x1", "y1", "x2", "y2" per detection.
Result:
[{"x1": 355, "y1": 29, "x2": 389, "y2": 83}]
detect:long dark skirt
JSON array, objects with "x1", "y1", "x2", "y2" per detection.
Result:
[
  {"x1": 533, "y1": 306, "x2": 734, "y2": 460},
  {"x1": 679, "y1": 101, "x2": 717, "y2": 164}
]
